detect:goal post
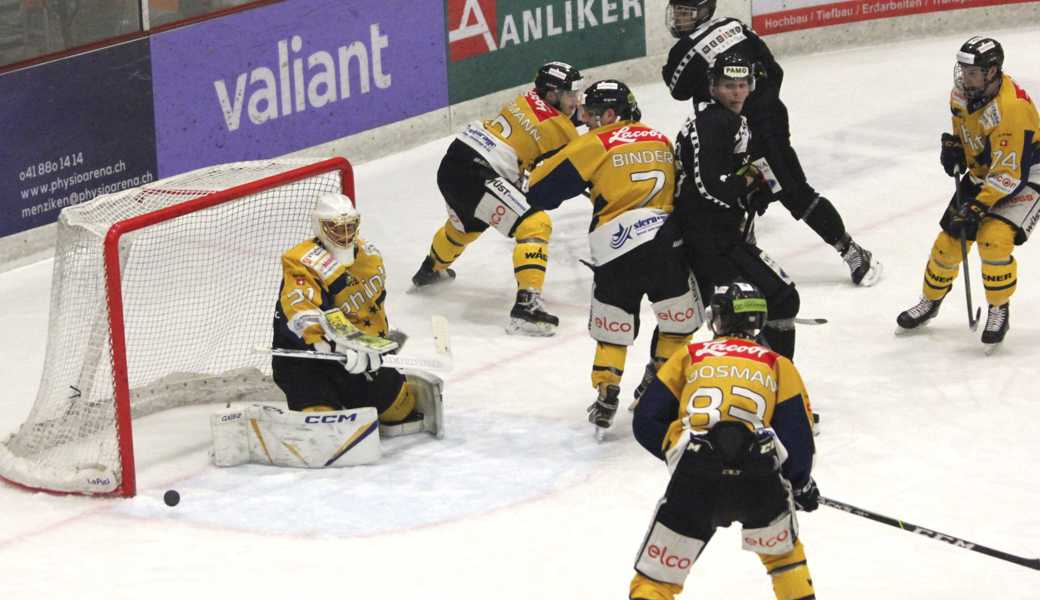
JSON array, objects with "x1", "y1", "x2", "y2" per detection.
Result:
[{"x1": 0, "y1": 156, "x2": 354, "y2": 497}]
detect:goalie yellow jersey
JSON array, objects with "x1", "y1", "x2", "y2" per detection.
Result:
[
  {"x1": 484, "y1": 90, "x2": 581, "y2": 173},
  {"x1": 526, "y1": 120, "x2": 676, "y2": 231},
  {"x1": 273, "y1": 237, "x2": 389, "y2": 350},
  {"x1": 637, "y1": 336, "x2": 815, "y2": 485},
  {"x1": 951, "y1": 73, "x2": 1040, "y2": 209}
]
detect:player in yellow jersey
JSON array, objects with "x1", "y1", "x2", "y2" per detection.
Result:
[
  {"x1": 272, "y1": 193, "x2": 440, "y2": 431},
  {"x1": 897, "y1": 37, "x2": 1040, "y2": 348},
  {"x1": 629, "y1": 281, "x2": 818, "y2": 600},
  {"x1": 411, "y1": 61, "x2": 584, "y2": 336},
  {"x1": 527, "y1": 80, "x2": 702, "y2": 438}
]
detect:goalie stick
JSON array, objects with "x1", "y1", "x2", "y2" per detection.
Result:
[
  {"x1": 258, "y1": 315, "x2": 453, "y2": 373},
  {"x1": 820, "y1": 496, "x2": 1040, "y2": 571}
]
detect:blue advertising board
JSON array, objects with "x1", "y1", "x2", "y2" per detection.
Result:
[
  {"x1": 0, "y1": 39, "x2": 158, "y2": 237},
  {"x1": 150, "y1": 0, "x2": 449, "y2": 177}
]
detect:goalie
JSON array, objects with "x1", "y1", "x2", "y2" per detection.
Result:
[{"x1": 211, "y1": 193, "x2": 443, "y2": 469}]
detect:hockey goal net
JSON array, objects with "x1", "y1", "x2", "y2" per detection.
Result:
[{"x1": 0, "y1": 157, "x2": 354, "y2": 497}]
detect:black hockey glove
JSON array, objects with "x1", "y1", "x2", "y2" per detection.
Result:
[
  {"x1": 953, "y1": 199, "x2": 988, "y2": 226},
  {"x1": 793, "y1": 478, "x2": 820, "y2": 512},
  {"x1": 940, "y1": 133, "x2": 966, "y2": 177},
  {"x1": 737, "y1": 164, "x2": 771, "y2": 216}
]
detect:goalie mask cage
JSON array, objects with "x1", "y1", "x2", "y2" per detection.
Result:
[{"x1": 0, "y1": 157, "x2": 354, "y2": 497}]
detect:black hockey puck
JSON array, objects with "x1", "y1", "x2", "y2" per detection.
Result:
[{"x1": 163, "y1": 489, "x2": 180, "y2": 507}]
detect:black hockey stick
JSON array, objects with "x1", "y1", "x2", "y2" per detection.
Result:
[
  {"x1": 820, "y1": 496, "x2": 1040, "y2": 571},
  {"x1": 954, "y1": 170, "x2": 982, "y2": 331}
]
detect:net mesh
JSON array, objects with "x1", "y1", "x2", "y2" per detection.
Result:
[{"x1": 0, "y1": 158, "x2": 348, "y2": 494}]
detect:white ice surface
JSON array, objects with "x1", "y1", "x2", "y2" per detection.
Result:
[{"x1": 2, "y1": 29, "x2": 1040, "y2": 599}]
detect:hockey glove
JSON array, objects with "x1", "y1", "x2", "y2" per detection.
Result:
[
  {"x1": 954, "y1": 199, "x2": 988, "y2": 227},
  {"x1": 793, "y1": 478, "x2": 820, "y2": 512},
  {"x1": 737, "y1": 164, "x2": 771, "y2": 216},
  {"x1": 341, "y1": 349, "x2": 383, "y2": 375},
  {"x1": 940, "y1": 133, "x2": 966, "y2": 177}
]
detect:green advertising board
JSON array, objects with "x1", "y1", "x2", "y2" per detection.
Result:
[{"x1": 444, "y1": 0, "x2": 646, "y2": 103}]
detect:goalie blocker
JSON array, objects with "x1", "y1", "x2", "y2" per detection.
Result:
[{"x1": 211, "y1": 371, "x2": 444, "y2": 468}]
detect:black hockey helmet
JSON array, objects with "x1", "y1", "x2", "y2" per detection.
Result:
[
  {"x1": 583, "y1": 79, "x2": 642, "y2": 122},
  {"x1": 534, "y1": 61, "x2": 584, "y2": 97},
  {"x1": 955, "y1": 36, "x2": 1004, "y2": 101},
  {"x1": 709, "y1": 281, "x2": 768, "y2": 338},
  {"x1": 666, "y1": 0, "x2": 717, "y2": 38},
  {"x1": 709, "y1": 53, "x2": 757, "y2": 91}
]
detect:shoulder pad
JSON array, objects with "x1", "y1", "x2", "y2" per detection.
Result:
[
  {"x1": 359, "y1": 239, "x2": 381, "y2": 259},
  {"x1": 293, "y1": 241, "x2": 341, "y2": 281},
  {"x1": 981, "y1": 102, "x2": 1002, "y2": 129}
]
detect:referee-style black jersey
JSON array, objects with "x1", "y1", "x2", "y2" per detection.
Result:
[
  {"x1": 662, "y1": 17, "x2": 784, "y2": 118},
  {"x1": 674, "y1": 100, "x2": 751, "y2": 215}
]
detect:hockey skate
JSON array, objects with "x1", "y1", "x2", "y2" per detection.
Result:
[
  {"x1": 896, "y1": 296, "x2": 944, "y2": 332},
  {"x1": 411, "y1": 256, "x2": 456, "y2": 289},
  {"x1": 982, "y1": 302, "x2": 1009, "y2": 354},
  {"x1": 841, "y1": 239, "x2": 882, "y2": 287},
  {"x1": 588, "y1": 384, "x2": 620, "y2": 442},
  {"x1": 507, "y1": 289, "x2": 559, "y2": 336}
]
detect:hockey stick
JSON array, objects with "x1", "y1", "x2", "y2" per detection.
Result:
[
  {"x1": 259, "y1": 315, "x2": 453, "y2": 373},
  {"x1": 260, "y1": 346, "x2": 452, "y2": 373},
  {"x1": 820, "y1": 496, "x2": 1040, "y2": 571},
  {"x1": 954, "y1": 169, "x2": 982, "y2": 331}
]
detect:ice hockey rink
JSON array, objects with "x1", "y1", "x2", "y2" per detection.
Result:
[{"x1": 2, "y1": 27, "x2": 1039, "y2": 599}]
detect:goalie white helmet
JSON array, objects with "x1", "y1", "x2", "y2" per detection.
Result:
[{"x1": 312, "y1": 193, "x2": 360, "y2": 266}]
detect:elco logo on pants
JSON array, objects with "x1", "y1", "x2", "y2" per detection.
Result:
[
  {"x1": 593, "y1": 316, "x2": 632, "y2": 332},
  {"x1": 657, "y1": 307, "x2": 697, "y2": 322},
  {"x1": 744, "y1": 529, "x2": 789, "y2": 549},
  {"x1": 646, "y1": 544, "x2": 692, "y2": 569},
  {"x1": 489, "y1": 204, "x2": 508, "y2": 226}
]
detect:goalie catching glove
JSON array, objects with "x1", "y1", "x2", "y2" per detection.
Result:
[{"x1": 319, "y1": 307, "x2": 397, "y2": 373}]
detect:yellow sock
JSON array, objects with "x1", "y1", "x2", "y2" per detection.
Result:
[
  {"x1": 629, "y1": 573, "x2": 682, "y2": 600},
  {"x1": 759, "y1": 540, "x2": 816, "y2": 600},
  {"x1": 922, "y1": 232, "x2": 965, "y2": 300},
  {"x1": 429, "y1": 221, "x2": 480, "y2": 270},
  {"x1": 653, "y1": 332, "x2": 690, "y2": 364},
  {"x1": 592, "y1": 342, "x2": 627, "y2": 389}
]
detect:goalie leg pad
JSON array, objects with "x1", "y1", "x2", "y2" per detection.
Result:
[
  {"x1": 211, "y1": 405, "x2": 381, "y2": 468},
  {"x1": 379, "y1": 379, "x2": 418, "y2": 423},
  {"x1": 475, "y1": 176, "x2": 531, "y2": 237},
  {"x1": 380, "y1": 372, "x2": 445, "y2": 439}
]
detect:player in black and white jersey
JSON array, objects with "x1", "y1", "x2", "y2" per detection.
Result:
[
  {"x1": 673, "y1": 54, "x2": 801, "y2": 360},
  {"x1": 663, "y1": 0, "x2": 882, "y2": 287}
]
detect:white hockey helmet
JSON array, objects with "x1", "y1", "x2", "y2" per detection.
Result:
[{"x1": 311, "y1": 193, "x2": 360, "y2": 266}]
